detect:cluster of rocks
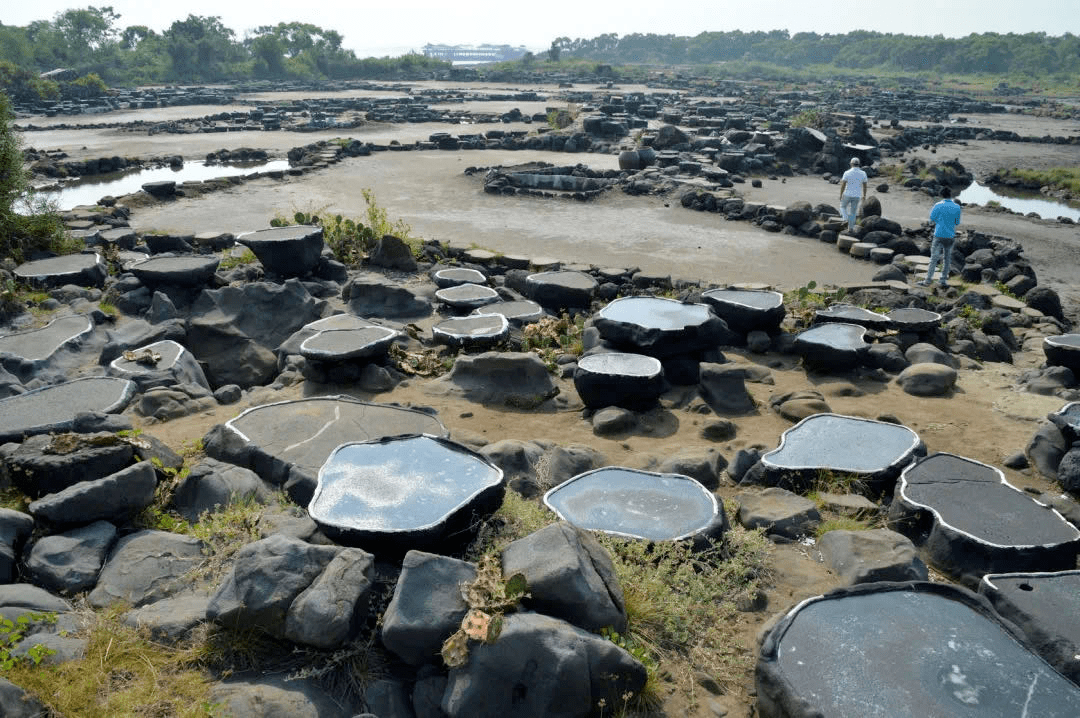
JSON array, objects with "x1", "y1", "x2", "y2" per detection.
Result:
[{"x1": 3, "y1": 188, "x2": 1080, "y2": 714}]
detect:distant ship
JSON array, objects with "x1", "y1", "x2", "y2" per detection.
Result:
[{"x1": 422, "y1": 44, "x2": 530, "y2": 63}]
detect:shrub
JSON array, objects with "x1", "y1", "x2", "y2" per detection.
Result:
[{"x1": 0, "y1": 91, "x2": 68, "y2": 264}]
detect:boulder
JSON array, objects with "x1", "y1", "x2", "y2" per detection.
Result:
[
  {"x1": 442, "y1": 612, "x2": 647, "y2": 718},
  {"x1": 25, "y1": 520, "x2": 117, "y2": 594},
  {"x1": 27, "y1": 461, "x2": 157, "y2": 527},
  {"x1": 206, "y1": 534, "x2": 340, "y2": 639},
  {"x1": 368, "y1": 235, "x2": 418, "y2": 272},
  {"x1": 896, "y1": 362, "x2": 957, "y2": 396},
  {"x1": 88, "y1": 530, "x2": 205, "y2": 608},
  {"x1": 500, "y1": 522, "x2": 627, "y2": 633},
  {"x1": 819, "y1": 528, "x2": 928, "y2": 584},
  {"x1": 284, "y1": 548, "x2": 375, "y2": 649},
  {"x1": 381, "y1": 551, "x2": 477, "y2": 666},
  {"x1": 735, "y1": 488, "x2": 821, "y2": 539}
]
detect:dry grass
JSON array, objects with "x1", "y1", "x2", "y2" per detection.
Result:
[{"x1": 5, "y1": 610, "x2": 219, "y2": 718}]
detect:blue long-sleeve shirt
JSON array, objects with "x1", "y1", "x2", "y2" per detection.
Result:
[{"x1": 930, "y1": 199, "x2": 962, "y2": 239}]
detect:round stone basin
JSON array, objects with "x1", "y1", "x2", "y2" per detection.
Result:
[
  {"x1": 759, "y1": 583, "x2": 1080, "y2": 717},
  {"x1": 129, "y1": 254, "x2": 221, "y2": 287},
  {"x1": 434, "y1": 283, "x2": 500, "y2": 310},
  {"x1": 980, "y1": 570, "x2": 1080, "y2": 684},
  {"x1": 887, "y1": 307, "x2": 942, "y2": 333},
  {"x1": 14, "y1": 253, "x2": 106, "y2": 288},
  {"x1": 577, "y1": 352, "x2": 662, "y2": 378},
  {"x1": 793, "y1": 323, "x2": 870, "y2": 370},
  {"x1": 1049, "y1": 402, "x2": 1080, "y2": 439},
  {"x1": 574, "y1": 352, "x2": 665, "y2": 410},
  {"x1": 525, "y1": 270, "x2": 597, "y2": 309},
  {"x1": 236, "y1": 225, "x2": 324, "y2": 277},
  {"x1": 543, "y1": 467, "x2": 721, "y2": 541},
  {"x1": 1044, "y1": 334, "x2": 1080, "y2": 374},
  {"x1": 300, "y1": 326, "x2": 399, "y2": 361},
  {"x1": 700, "y1": 288, "x2": 786, "y2": 333},
  {"x1": 764, "y1": 413, "x2": 921, "y2": 474},
  {"x1": 0, "y1": 315, "x2": 93, "y2": 362},
  {"x1": 433, "y1": 267, "x2": 487, "y2": 288},
  {"x1": 432, "y1": 314, "x2": 509, "y2": 347},
  {"x1": 815, "y1": 303, "x2": 891, "y2": 330},
  {"x1": 309, "y1": 434, "x2": 504, "y2": 538},
  {"x1": 898, "y1": 453, "x2": 1080, "y2": 549},
  {"x1": 108, "y1": 338, "x2": 184, "y2": 373},
  {"x1": 471, "y1": 300, "x2": 545, "y2": 326},
  {"x1": 0, "y1": 376, "x2": 136, "y2": 443},
  {"x1": 597, "y1": 296, "x2": 714, "y2": 331}
]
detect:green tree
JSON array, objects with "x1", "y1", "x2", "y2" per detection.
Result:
[
  {"x1": 0, "y1": 91, "x2": 66, "y2": 263},
  {"x1": 547, "y1": 41, "x2": 560, "y2": 62}
]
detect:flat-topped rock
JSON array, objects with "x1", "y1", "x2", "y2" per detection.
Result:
[
  {"x1": 887, "y1": 307, "x2": 942, "y2": 332},
  {"x1": 309, "y1": 435, "x2": 504, "y2": 551},
  {"x1": 757, "y1": 582, "x2": 1080, "y2": 718},
  {"x1": 471, "y1": 300, "x2": 546, "y2": 326},
  {"x1": 1049, "y1": 402, "x2": 1080, "y2": 442},
  {"x1": 275, "y1": 314, "x2": 383, "y2": 361},
  {"x1": 573, "y1": 352, "x2": 665, "y2": 410},
  {"x1": 433, "y1": 283, "x2": 500, "y2": 310},
  {"x1": 700, "y1": 288, "x2": 786, "y2": 335},
  {"x1": 890, "y1": 453, "x2": 1080, "y2": 583},
  {"x1": 236, "y1": 225, "x2": 324, "y2": 277},
  {"x1": 814, "y1": 303, "x2": 892, "y2": 331},
  {"x1": 0, "y1": 377, "x2": 136, "y2": 443},
  {"x1": 433, "y1": 267, "x2": 487, "y2": 288},
  {"x1": 299, "y1": 326, "x2": 399, "y2": 362},
  {"x1": 432, "y1": 314, "x2": 509, "y2": 349},
  {"x1": 107, "y1": 339, "x2": 210, "y2": 391},
  {"x1": 793, "y1": 322, "x2": 871, "y2": 371},
  {"x1": 203, "y1": 396, "x2": 448, "y2": 505},
  {"x1": 543, "y1": 467, "x2": 725, "y2": 542},
  {"x1": 0, "y1": 315, "x2": 93, "y2": 375},
  {"x1": 594, "y1": 296, "x2": 736, "y2": 357},
  {"x1": 1044, "y1": 334, "x2": 1080, "y2": 375},
  {"x1": 128, "y1": 254, "x2": 220, "y2": 287},
  {"x1": 980, "y1": 570, "x2": 1080, "y2": 686},
  {"x1": 525, "y1": 270, "x2": 597, "y2": 309},
  {"x1": 14, "y1": 253, "x2": 107, "y2": 289},
  {"x1": 753, "y1": 413, "x2": 921, "y2": 494}
]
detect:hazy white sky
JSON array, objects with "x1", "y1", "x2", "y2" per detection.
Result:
[{"x1": 4, "y1": 1, "x2": 1079, "y2": 57}]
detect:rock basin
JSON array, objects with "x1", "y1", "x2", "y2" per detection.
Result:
[
  {"x1": 0, "y1": 376, "x2": 136, "y2": 443},
  {"x1": 890, "y1": 452, "x2": 1080, "y2": 584},
  {"x1": 814, "y1": 303, "x2": 891, "y2": 331},
  {"x1": 752, "y1": 413, "x2": 922, "y2": 494},
  {"x1": 236, "y1": 225, "x2": 324, "y2": 277},
  {"x1": 573, "y1": 352, "x2": 665, "y2": 410},
  {"x1": 543, "y1": 467, "x2": 725, "y2": 542},
  {"x1": 700, "y1": 288, "x2": 786, "y2": 335},
  {"x1": 793, "y1": 322, "x2": 870, "y2": 371},
  {"x1": 433, "y1": 283, "x2": 500, "y2": 311},
  {"x1": 756, "y1": 582, "x2": 1080, "y2": 718},
  {"x1": 309, "y1": 434, "x2": 504, "y2": 552},
  {"x1": 593, "y1": 296, "x2": 736, "y2": 357},
  {"x1": 1043, "y1": 334, "x2": 1080, "y2": 375}
]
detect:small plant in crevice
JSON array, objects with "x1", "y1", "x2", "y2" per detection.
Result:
[
  {"x1": 0, "y1": 612, "x2": 57, "y2": 671},
  {"x1": 520, "y1": 313, "x2": 586, "y2": 371},
  {"x1": 440, "y1": 554, "x2": 529, "y2": 669},
  {"x1": 269, "y1": 189, "x2": 419, "y2": 267},
  {"x1": 783, "y1": 280, "x2": 848, "y2": 328}
]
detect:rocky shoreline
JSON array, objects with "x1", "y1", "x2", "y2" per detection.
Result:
[{"x1": 3, "y1": 76, "x2": 1080, "y2": 718}]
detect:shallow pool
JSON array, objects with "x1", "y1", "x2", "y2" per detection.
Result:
[
  {"x1": 41, "y1": 159, "x2": 291, "y2": 210},
  {"x1": 958, "y1": 181, "x2": 1080, "y2": 222}
]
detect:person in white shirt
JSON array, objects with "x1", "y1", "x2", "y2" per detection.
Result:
[{"x1": 838, "y1": 157, "x2": 868, "y2": 233}]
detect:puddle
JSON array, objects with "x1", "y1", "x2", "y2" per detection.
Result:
[
  {"x1": 958, "y1": 181, "x2": 1080, "y2": 222},
  {"x1": 39, "y1": 159, "x2": 291, "y2": 210}
]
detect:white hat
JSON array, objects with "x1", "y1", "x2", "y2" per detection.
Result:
[{"x1": 850, "y1": 157, "x2": 861, "y2": 166}]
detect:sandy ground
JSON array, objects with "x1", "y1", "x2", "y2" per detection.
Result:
[{"x1": 14, "y1": 88, "x2": 1080, "y2": 717}]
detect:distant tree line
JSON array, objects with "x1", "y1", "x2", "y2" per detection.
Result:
[
  {"x1": 0, "y1": 5, "x2": 449, "y2": 99},
  {"x1": 551, "y1": 30, "x2": 1080, "y2": 77}
]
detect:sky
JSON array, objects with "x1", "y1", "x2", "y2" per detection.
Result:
[{"x1": 4, "y1": 0, "x2": 1079, "y2": 58}]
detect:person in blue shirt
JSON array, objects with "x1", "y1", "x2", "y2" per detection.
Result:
[{"x1": 918, "y1": 187, "x2": 963, "y2": 287}]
